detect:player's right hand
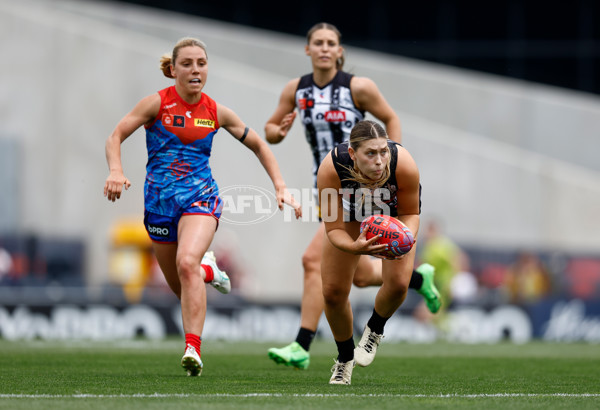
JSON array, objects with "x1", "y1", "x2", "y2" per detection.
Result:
[
  {"x1": 278, "y1": 111, "x2": 297, "y2": 137},
  {"x1": 104, "y1": 172, "x2": 131, "y2": 202},
  {"x1": 353, "y1": 224, "x2": 387, "y2": 255}
]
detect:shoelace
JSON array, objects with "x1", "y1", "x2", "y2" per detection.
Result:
[
  {"x1": 331, "y1": 361, "x2": 350, "y2": 381},
  {"x1": 362, "y1": 332, "x2": 383, "y2": 353}
]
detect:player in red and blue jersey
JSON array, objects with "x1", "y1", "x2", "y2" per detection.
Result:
[
  {"x1": 143, "y1": 85, "x2": 223, "y2": 230},
  {"x1": 104, "y1": 37, "x2": 301, "y2": 377}
]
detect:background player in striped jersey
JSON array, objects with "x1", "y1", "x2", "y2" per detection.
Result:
[
  {"x1": 104, "y1": 37, "x2": 301, "y2": 376},
  {"x1": 265, "y1": 22, "x2": 441, "y2": 370}
]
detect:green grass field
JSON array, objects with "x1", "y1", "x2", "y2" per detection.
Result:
[{"x1": 0, "y1": 338, "x2": 599, "y2": 409}]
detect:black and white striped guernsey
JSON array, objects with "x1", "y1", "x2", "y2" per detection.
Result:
[
  {"x1": 331, "y1": 140, "x2": 401, "y2": 222},
  {"x1": 295, "y1": 71, "x2": 365, "y2": 190}
]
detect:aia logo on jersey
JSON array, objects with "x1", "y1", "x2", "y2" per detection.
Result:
[
  {"x1": 324, "y1": 110, "x2": 346, "y2": 122},
  {"x1": 162, "y1": 114, "x2": 185, "y2": 128},
  {"x1": 298, "y1": 98, "x2": 315, "y2": 110}
]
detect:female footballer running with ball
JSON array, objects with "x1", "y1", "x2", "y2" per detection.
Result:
[
  {"x1": 318, "y1": 120, "x2": 421, "y2": 385},
  {"x1": 265, "y1": 22, "x2": 440, "y2": 371}
]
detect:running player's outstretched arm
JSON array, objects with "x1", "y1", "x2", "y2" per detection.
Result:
[
  {"x1": 104, "y1": 93, "x2": 160, "y2": 202},
  {"x1": 264, "y1": 79, "x2": 299, "y2": 144},
  {"x1": 218, "y1": 103, "x2": 302, "y2": 219},
  {"x1": 351, "y1": 76, "x2": 402, "y2": 143}
]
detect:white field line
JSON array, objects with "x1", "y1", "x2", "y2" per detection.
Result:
[{"x1": 1, "y1": 393, "x2": 599, "y2": 399}]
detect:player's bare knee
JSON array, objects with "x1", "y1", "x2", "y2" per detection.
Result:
[
  {"x1": 322, "y1": 285, "x2": 347, "y2": 308},
  {"x1": 383, "y1": 275, "x2": 409, "y2": 296},
  {"x1": 176, "y1": 254, "x2": 201, "y2": 281},
  {"x1": 352, "y1": 275, "x2": 371, "y2": 288},
  {"x1": 302, "y1": 251, "x2": 320, "y2": 277}
]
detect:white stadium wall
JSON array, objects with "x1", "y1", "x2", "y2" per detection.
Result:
[{"x1": 0, "y1": 0, "x2": 599, "y2": 303}]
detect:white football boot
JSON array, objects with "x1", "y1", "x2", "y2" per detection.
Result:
[
  {"x1": 329, "y1": 359, "x2": 355, "y2": 385},
  {"x1": 202, "y1": 251, "x2": 231, "y2": 294},
  {"x1": 354, "y1": 325, "x2": 384, "y2": 367},
  {"x1": 181, "y1": 344, "x2": 203, "y2": 376}
]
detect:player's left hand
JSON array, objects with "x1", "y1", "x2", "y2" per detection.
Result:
[{"x1": 277, "y1": 187, "x2": 302, "y2": 219}]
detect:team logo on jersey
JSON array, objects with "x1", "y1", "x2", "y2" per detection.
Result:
[
  {"x1": 167, "y1": 158, "x2": 192, "y2": 177},
  {"x1": 298, "y1": 98, "x2": 315, "y2": 110},
  {"x1": 194, "y1": 119, "x2": 215, "y2": 128},
  {"x1": 324, "y1": 110, "x2": 346, "y2": 122},
  {"x1": 162, "y1": 114, "x2": 185, "y2": 127}
]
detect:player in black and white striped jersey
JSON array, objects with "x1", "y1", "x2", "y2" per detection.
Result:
[{"x1": 264, "y1": 22, "x2": 440, "y2": 372}]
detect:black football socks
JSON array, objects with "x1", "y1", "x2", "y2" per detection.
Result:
[
  {"x1": 295, "y1": 327, "x2": 316, "y2": 352},
  {"x1": 409, "y1": 269, "x2": 423, "y2": 290},
  {"x1": 336, "y1": 336, "x2": 355, "y2": 363},
  {"x1": 366, "y1": 308, "x2": 388, "y2": 335}
]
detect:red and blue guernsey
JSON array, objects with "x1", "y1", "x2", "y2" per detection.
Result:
[{"x1": 144, "y1": 86, "x2": 220, "y2": 217}]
